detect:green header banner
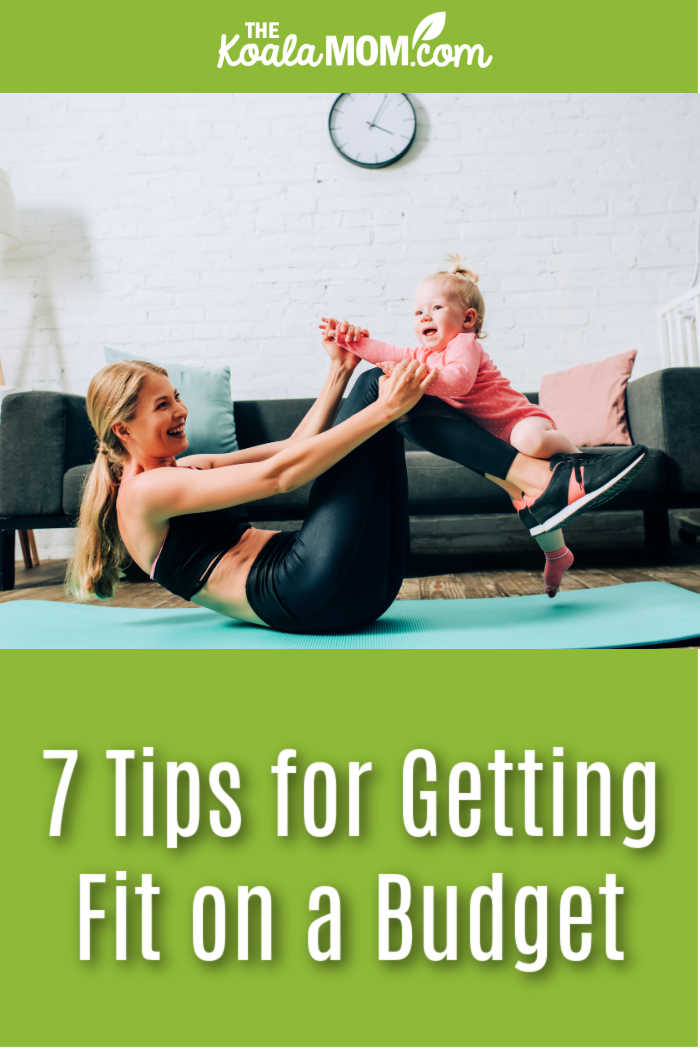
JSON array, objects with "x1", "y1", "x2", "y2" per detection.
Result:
[
  {"x1": 1, "y1": 649, "x2": 696, "y2": 1046},
  {"x1": 1, "y1": 0, "x2": 697, "y2": 90}
]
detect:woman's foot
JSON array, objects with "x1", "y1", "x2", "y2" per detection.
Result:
[
  {"x1": 543, "y1": 546, "x2": 574, "y2": 598},
  {"x1": 512, "y1": 447, "x2": 647, "y2": 536}
]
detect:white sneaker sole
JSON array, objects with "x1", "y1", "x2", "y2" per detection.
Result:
[{"x1": 529, "y1": 452, "x2": 647, "y2": 536}]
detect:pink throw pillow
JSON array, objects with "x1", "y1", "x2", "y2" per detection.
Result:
[{"x1": 539, "y1": 350, "x2": 637, "y2": 447}]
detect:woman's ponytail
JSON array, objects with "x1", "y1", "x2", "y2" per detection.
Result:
[{"x1": 66, "y1": 448, "x2": 125, "y2": 600}]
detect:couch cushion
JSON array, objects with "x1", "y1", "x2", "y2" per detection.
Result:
[
  {"x1": 626, "y1": 368, "x2": 700, "y2": 497},
  {"x1": 235, "y1": 399, "x2": 314, "y2": 447},
  {"x1": 540, "y1": 351, "x2": 637, "y2": 446},
  {"x1": 63, "y1": 464, "x2": 91, "y2": 518},
  {"x1": 406, "y1": 451, "x2": 512, "y2": 513},
  {"x1": 1, "y1": 391, "x2": 69, "y2": 516}
]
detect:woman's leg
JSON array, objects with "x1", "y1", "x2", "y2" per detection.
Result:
[
  {"x1": 246, "y1": 373, "x2": 648, "y2": 630},
  {"x1": 397, "y1": 395, "x2": 519, "y2": 480},
  {"x1": 251, "y1": 374, "x2": 557, "y2": 632},
  {"x1": 247, "y1": 369, "x2": 409, "y2": 633},
  {"x1": 399, "y1": 402, "x2": 570, "y2": 498},
  {"x1": 398, "y1": 394, "x2": 647, "y2": 537}
]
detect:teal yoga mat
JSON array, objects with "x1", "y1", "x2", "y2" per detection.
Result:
[{"x1": 0, "y1": 582, "x2": 698, "y2": 649}]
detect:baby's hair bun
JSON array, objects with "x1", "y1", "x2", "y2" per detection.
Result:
[{"x1": 445, "y1": 252, "x2": 479, "y2": 283}]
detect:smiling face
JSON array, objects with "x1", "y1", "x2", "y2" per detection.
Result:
[
  {"x1": 413, "y1": 276, "x2": 472, "y2": 352},
  {"x1": 112, "y1": 371, "x2": 188, "y2": 463}
]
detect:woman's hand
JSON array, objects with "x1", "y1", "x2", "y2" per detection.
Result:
[
  {"x1": 319, "y1": 317, "x2": 367, "y2": 370},
  {"x1": 376, "y1": 359, "x2": 436, "y2": 420}
]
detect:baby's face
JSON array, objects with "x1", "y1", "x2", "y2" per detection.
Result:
[{"x1": 413, "y1": 278, "x2": 468, "y2": 351}]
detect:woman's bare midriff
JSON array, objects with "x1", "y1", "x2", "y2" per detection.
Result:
[{"x1": 190, "y1": 526, "x2": 280, "y2": 624}]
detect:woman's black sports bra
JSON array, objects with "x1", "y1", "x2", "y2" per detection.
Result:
[{"x1": 148, "y1": 467, "x2": 251, "y2": 601}]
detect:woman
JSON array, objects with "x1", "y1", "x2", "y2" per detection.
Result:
[{"x1": 67, "y1": 326, "x2": 646, "y2": 633}]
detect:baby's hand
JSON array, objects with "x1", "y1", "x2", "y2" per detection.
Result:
[
  {"x1": 320, "y1": 317, "x2": 369, "y2": 350},
  {"x1": 318, "y1": 317, "x2": 366, "y2": 371}
]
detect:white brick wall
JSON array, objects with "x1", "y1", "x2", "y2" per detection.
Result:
[{"x1": 1, "y1": 92, "x2": 698, "y2": 558}]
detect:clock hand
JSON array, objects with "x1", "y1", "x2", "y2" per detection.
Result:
[
  {"x1": 368, "y1": 93, "x2": 388, "y2": 127},
  {"x1": 369, "y1": 123, "x2": 394, "y2": 135}
]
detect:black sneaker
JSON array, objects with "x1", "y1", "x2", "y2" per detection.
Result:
[{"x1": 512, "y1": 446, "x2": 648, "y2": 536}]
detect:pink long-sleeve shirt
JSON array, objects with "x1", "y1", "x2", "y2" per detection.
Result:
[{"x1": 351, "y1": 332, "x2": 553, "y2": 443}]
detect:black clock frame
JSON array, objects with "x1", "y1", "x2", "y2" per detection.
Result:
[{"x1": 328, "y1": 93, "x2": 417, "y2": 169}]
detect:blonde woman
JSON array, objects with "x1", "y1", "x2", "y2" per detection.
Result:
[{"x1": 68, "y1": 331, "x2": 646, "y2": 633}]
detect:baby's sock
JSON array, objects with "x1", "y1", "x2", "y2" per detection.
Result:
[
  {"x1": 534, "y1": 528, "x2": 573, "y2": 597},
  {"x1": 543, "y1": 546, "x2": 575, "y2": 598}
]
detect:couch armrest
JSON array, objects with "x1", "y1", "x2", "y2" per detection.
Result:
[
  {"x1": 0, "y1": 392, "x2": 95, "y2": 516},
  {"x1": 626, "y1": 368, "x2": 700, "y2": 497}
]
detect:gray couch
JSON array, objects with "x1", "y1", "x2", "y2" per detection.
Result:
[{"x1": 1, "y1": 367, "x2": 699, "y2": 591}]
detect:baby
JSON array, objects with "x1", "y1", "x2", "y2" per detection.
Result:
[{"x1": 322, "y1": 257, "x2": 580, "y2": 597}]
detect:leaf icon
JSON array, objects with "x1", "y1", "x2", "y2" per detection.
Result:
[{"x1": 412, "y1": 11, "x2": 446, "y2": 48}]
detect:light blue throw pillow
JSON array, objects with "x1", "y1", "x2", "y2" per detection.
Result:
[{"x1": 104, "y1": 348, "x2": 237, "y2": 456}]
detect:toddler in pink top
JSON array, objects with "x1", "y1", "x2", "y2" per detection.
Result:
[{"x1": 322, "y1": 258, "x2": 579, "y2": 596}]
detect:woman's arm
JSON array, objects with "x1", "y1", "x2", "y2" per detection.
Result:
[
  {"x1": 131, "y1": 360, "x2": 435, "y2": 522},
  {"x1": 288, "y1": 359, "x2": 357, "y2": 441},
  {"x1": 178, "y1": 442, "x2": 289, "y2": 470}
]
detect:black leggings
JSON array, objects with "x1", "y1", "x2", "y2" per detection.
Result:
[{"x1": 245, "y1": 369, "x2": 518, "y2": 633}]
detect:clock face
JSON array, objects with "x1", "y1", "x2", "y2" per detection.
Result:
[{"x1": 328, "y1": 94, "x2": 417, "y2": 169}]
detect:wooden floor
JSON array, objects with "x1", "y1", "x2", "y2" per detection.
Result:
[
  {"x1": 4, "y1": 553, "x2": 700, "y2": 607},
  {"x1": 3, "y1": 512, "x2": 700, "y2": 646}
]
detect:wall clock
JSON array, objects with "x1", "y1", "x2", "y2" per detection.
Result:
[{"x1": 328, "y1": 93, "x2": 417, "y2": 169}]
